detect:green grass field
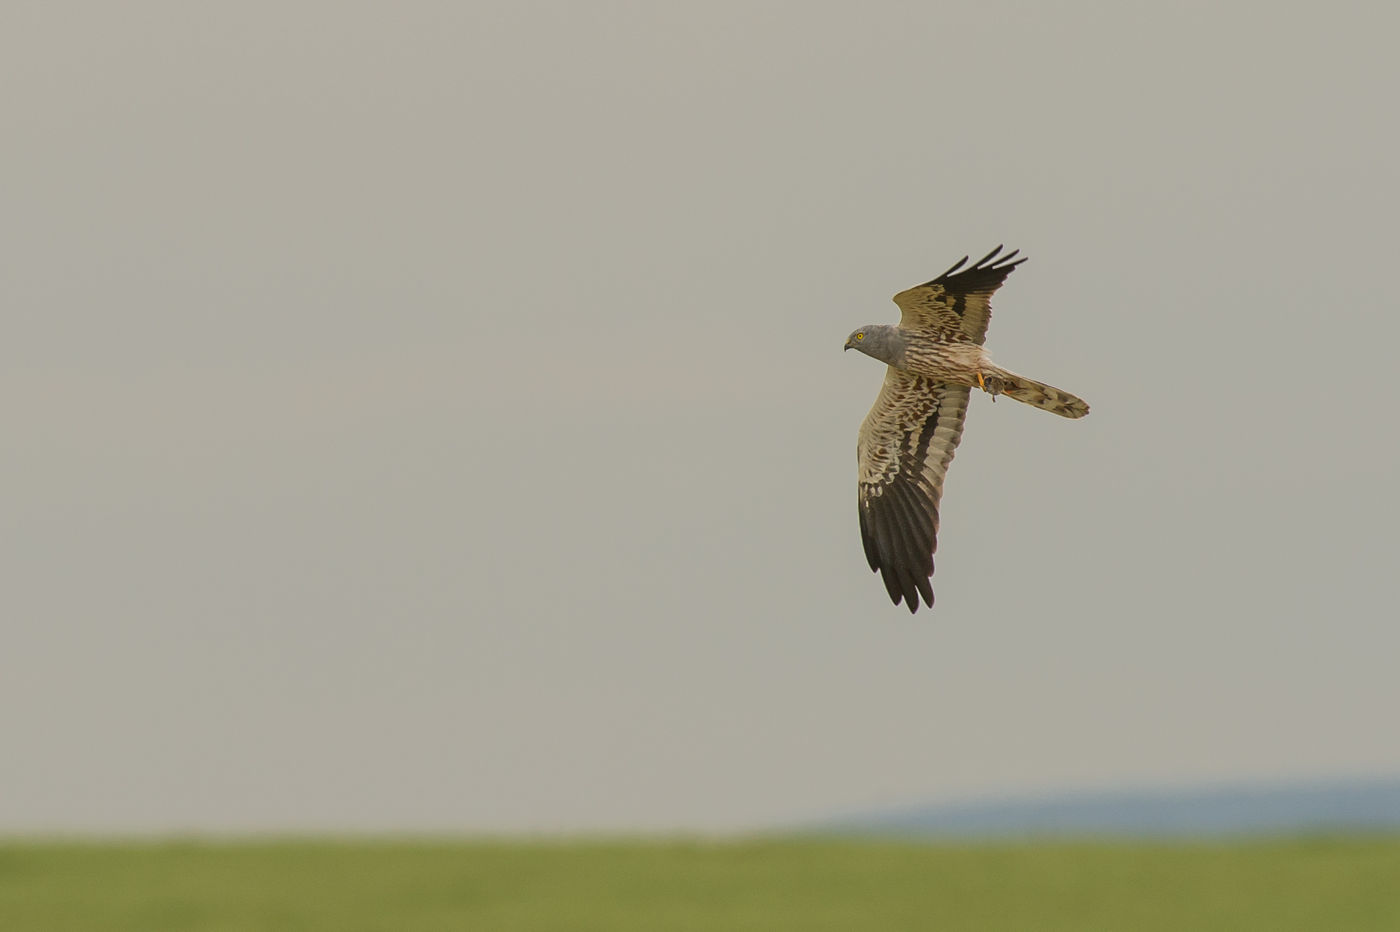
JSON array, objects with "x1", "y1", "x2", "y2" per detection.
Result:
[{"x1": 2, "y1": 837, "x2": 1397, "y2": 931}]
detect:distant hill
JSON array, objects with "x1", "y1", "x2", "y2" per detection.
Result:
[{"x1": 823, "y1": 778, "x2": 1400, "y2": 839}]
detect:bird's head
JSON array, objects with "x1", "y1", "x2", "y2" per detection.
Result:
[{"x1": 844, "y1": 324, "x2": 905, "y2": 365}]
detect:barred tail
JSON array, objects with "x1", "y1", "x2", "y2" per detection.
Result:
[{"x1": 991, "y1": 369, "x2": 1090, "y2": 419}]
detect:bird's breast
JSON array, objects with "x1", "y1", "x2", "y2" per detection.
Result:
[{"x1": 903, "y1": 341, "x2": 987, "y2": 384}]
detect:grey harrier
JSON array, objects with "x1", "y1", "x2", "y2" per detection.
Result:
[{"x1": 845, "y1": 247, "x2": 1088, "y2": 612}]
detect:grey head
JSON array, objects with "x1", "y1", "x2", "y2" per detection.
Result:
[{"x1": 843, "y1": 324, "x2": 907, "y2": 366}]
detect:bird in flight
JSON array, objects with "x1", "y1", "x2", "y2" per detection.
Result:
[{"x1": 845, "y1": 246, "x2": 1088, "y2": 612}]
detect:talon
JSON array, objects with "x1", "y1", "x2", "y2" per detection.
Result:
[{"x1": 978, "y1": 371, "x2": 1003, "y2": 401}]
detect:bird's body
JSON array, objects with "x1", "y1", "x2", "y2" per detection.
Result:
[
  {"x1": 877, "y1": 327, "x2": 1090, "y2": 419},
  {"x1": 845, "y1": 247, "x2": 1088, "y2": 613}
]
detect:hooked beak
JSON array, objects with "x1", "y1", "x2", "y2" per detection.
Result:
[{"x1": 843, "y1": 340, "x2": 852, "y2": 351}]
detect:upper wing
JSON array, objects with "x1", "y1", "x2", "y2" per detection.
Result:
[
  {"x1": 891, "y1": 245, "x2": 1026, "y2": 345},
  {"x1": 857, "y1": 368, "x2": 971, "y2": 613}
]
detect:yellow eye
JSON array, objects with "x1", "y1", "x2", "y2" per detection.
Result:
[{"x1": 856, "y1": 332, "x2": 865, "y2": 341}]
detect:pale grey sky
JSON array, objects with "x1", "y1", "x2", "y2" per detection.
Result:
[{"x1": 4, "y1": 2, "x2": 1398, "y2": 834}]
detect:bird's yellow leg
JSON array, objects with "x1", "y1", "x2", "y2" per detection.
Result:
[{"x1": 977, "y1": 370, "x2": 999, "y2": 401}]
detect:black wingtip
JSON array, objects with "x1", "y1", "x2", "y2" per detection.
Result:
[
  {"x1": 971, "y1": 244, "x2": 1027, "y2": 271},
  {"x1": 929, "y1": 245, "x2": 1027, "y2": 289},
  {"x1": 878, "y1": 563, "x2": 935, "y2": 614},
  {"x1": 937, "y1": 255, "x2": 970, "y2": 279},
  {"x1": 916, "y1": 575, "x2": 933, "y2": 610},
  {"x1": 973, "y1": 245, "x2": 1005, "y2": 268},
  {"x1": 895, "y1": 588, "x2": 934, "y2": 614},
  {"x1": 878, "y1": 566, "x2": 904, "y2": 605}
]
